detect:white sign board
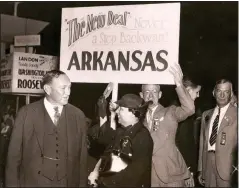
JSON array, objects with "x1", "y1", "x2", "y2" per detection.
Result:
[
  {"x1": 14, "y1": 35, "x2": 41, "y2": 47},
  {"x1": 0, "y1": 52, "x2": 58, "y2": 94},
  {"x1": 60, "y1": 3, "x2": 180, "y2": 84},
  {"x1": 0, "y1": 55, "x2": 13, "y2": 93}
]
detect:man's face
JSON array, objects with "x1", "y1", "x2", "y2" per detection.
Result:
[
  {"x1": 46, "y1": 74, "x2": 71, "y2": 106},
  {"x1": 187, "y1": 86, "x2": 201, "y2": 101},
  {"x1": 116, "y1": 106, "x2": 134, "y2": 127},
  {"x1": 140, "y1": 84, "x2": 162, "y2": 108},
  {"x1": 214, "y1": 82, "x2": 232, "y2": 108}
]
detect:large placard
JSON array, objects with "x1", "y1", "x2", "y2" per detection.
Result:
[{"x1": 60, "y1": 3, "x2": 180, "y2": 84}]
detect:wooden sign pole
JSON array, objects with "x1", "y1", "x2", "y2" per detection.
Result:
[
  {"x1": 16, "y1": 96, "x2": 19, "y2": 112},
  {"x1": 26, "y1": 94, "x2": 30, "y2": 105},
  {"x1": 110, "y1": 82, "x2": 118, "y2": 130}
]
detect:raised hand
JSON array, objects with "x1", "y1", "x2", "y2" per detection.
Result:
[{"x1": 168, "y1": 63, "x2": 183, "y2": 87}]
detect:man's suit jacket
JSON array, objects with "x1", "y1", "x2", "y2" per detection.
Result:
[
  {"x1": 176, "y1": 114, "x2": 199, "y2": 175},
  {"x1": 198, "y1": 104, "x2": 238, "y2": 181},
  {"x1": 5, "y1": 99, "x2": 88, "y2": 187},
  {"x1": 146, "y1": 86, "x2": 195, "y2": 185}
]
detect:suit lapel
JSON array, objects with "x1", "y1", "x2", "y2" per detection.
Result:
[
  {"x1": 32, "y1": 99, "x2": 45, "y2": 153},
  {"x1": 149, "y1": 104, "x2": 165, "y2": 133},
  {"x1": 218, "y1": 104, "x2": 234, "y2": 134},
  {"x1": 65, "y1": 104, "x2": 78, "y2": 159},
  {"x1": 205, "y1": 109, "x2": 214, "y2": 143},
  {"x1": 153, "y1": 104, "x2": 165, "y2": 119}
]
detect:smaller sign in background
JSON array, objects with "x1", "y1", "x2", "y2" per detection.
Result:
[{"x1": 0, "y1": 52, "x2": 58, "y2": 94}]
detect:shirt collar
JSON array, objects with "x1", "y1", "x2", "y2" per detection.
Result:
[
  {"x1": 216, "y1": 102, "x2": 230, "y2": 113},
  {"x1": 44, "y1": 97, "x2": 63, "y2": 113},
  {"x1": 149, "y1": 104, "x2": 158, "y2": 114}
]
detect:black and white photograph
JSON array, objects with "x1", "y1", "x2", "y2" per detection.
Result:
[{"x1": 0, "y1": 1, "x2": 237, "y2": 187}]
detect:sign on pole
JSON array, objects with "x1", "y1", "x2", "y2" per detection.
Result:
[
  {"x1": 60, "y1": 3, "x2": 181, "y2": 85},
  {"x1": 0, "y1": 55, "x2": 13, "y2": 93},
  {"x1": 0, "y1": 52, "x2": 58, "y2": 94},
  {"x1": 14, "y1": 35, "x2": 41, "y2": 47}
]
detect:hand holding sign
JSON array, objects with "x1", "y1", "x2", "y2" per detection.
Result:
[
  {"x1": 109, "y1": 100, "x2": 118, "y2": 120},
  {"x1": 109, "y1": 100, "x2": 118, "y2": 112},
  {"x1": 103, "y1": 82, "x2": 114, "y2": 99},
  {"x1": 168, "y1": 63, "x2": 183, "y2": 87}
]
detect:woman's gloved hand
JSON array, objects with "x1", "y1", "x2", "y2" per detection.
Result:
[{"x1": 97, "y1": 96, "x2": 107, "y2": 119}]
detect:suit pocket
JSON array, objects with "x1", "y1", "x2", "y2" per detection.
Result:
[
  {"x1": 166, "y1": 148, "x2": 187, "y2": 176},
  {"x1": 152, "y1": 156, "x2": 169, "y2": 183}
]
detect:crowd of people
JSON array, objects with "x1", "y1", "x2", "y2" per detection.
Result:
[{"x1": 0, "y1": 64, "x2": 237, "y2": 187}]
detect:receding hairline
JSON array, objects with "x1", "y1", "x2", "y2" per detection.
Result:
[
  {"x1": 214, "y1": 80, "x2": 234, "y2": 96},
  {"x1": 215, "y1": 81, "x2": 233, "y2": 90},
  {"x1": 141, "y1": 84, "x2": 161, "y2": 91},
  {"x1": 42, "y1": 70, "x2": 67, "y2": 87}
]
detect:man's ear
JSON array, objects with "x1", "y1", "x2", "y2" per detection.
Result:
[
  {"x1": 212, "y1": 90, "x2": 215, "y2": 98},
  {"x1": 158, "y1": 91, "x2": 162, "y2": 99},
  {"x1": 186, "y1": 87, "x2": 192, "y2": 95},
  {"x1": 139, "y1": 92, "x2": 143, "y2": 99},
  {"x1": 231, "y1": 89, "x2": 234, "y2": 98},
  {"x1": 44, "y1": 84, "x2": 51, "y2": 95}
]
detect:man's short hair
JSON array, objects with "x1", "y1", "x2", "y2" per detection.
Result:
[
  {"x1": 42, "y1": 70, "x2": 66, "y2": 87},
  {"x1": 141, "y1": 84, "x2": 160, "y2": 91},
  {"x1": 215, "y1": 78, "x2": 233, "y2": 86},
  {"x1": 214, "y1": 78, "x2": 233, "y2": 92},
  {"x1": 182, "y1": 76, "x2": 200, "y2": 89}
]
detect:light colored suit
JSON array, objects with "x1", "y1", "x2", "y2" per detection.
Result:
[
  {"x1": 198, "y1": 104, "x2": 237, "y2": 186},
  {"x1": 145, "y1": 86, "x2": 195, "y2": 187}
]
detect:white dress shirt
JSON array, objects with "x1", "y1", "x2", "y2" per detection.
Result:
[
  {"x1": 147, "y1": 105, "x2": 158, "y2": 130},
  {"x1": 44, "y1": 98, "x2": 63, "y2": 124},
  {"x1": 208, "y1": 103, "x2": 230, "y2": 151}
]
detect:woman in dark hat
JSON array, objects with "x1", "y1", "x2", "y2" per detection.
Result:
[{"x1": 88, "y1": 94, "x2": 153, "y2": 187}]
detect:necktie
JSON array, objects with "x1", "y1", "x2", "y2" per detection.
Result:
[
  {"x1": 147, "y1": 108, "x2": 153, "y2": 130},
  {"x1": 53, "y1": 106, "x2": 61, "y2": 126},
  {"x1": 209, "y1": 108, "x2": 221, "y2": 146}
]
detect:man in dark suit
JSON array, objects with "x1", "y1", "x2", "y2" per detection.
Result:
[
  {"x1": 175, "y1": 77, "x2": 201, "y2": 184},
  {"x1": 88, "y1": 94, "x2": 153, "y2": 187},
  {"x1": 198, "y1": 79, "x2": 238, "y2": 187},
  {"x1": 6, "y1": 70, "x2": 88, "y2": 187},
  {"x1": 0, "y1": 105, "x2": 15, "y2": 188}
]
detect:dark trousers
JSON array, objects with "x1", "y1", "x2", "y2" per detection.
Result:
[{"x1": 205, "y1": 151, "x2": 230, "y2": 187}]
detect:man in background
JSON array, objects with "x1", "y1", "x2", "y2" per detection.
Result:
[{"x1": 198, "y1": 79, "x2": 237, "y2": 187}]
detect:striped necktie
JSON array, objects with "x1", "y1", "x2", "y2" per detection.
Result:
[{"x1": 209, "y1": 108, "x2": 221, "y2": 146}]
